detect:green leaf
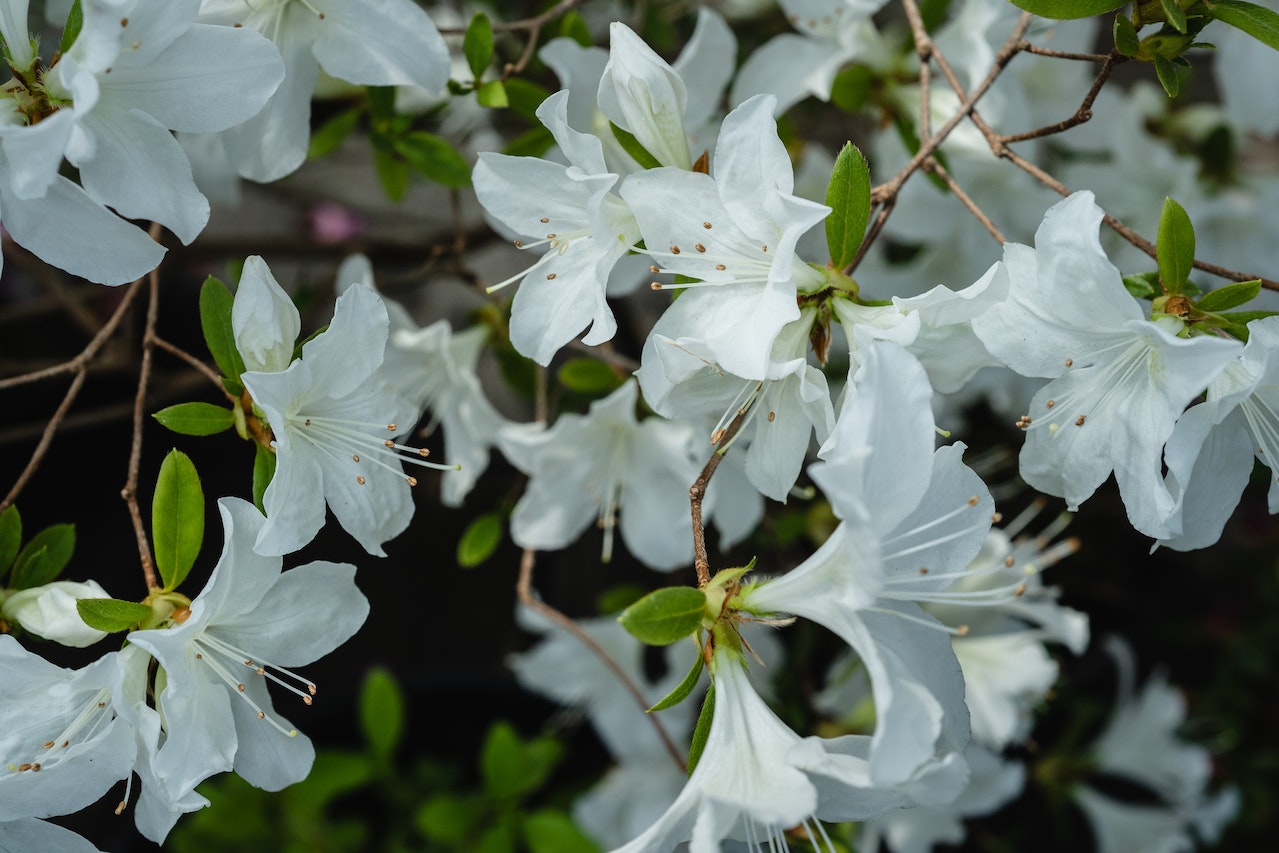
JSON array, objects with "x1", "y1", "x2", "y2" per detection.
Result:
[
  {"x1": 1197, "y1": 280, "x2": 1263, "y2": 312},
  {"x1": 1161, "y1": 0, "x2": 1188, "y2": 31},
  {"x1": 1218, "y1": 309, "x2": 1279, "y2": 324},
  {"x1": 416, "y1": 794, "x2": 483, "y2": 845},
  {"x1": 60, "y1": 0, "x2": 83, "y2": 54},
  {"x1": 1123, "y1": 271, "x2": 1161, "y2": 299},
  {"x1": 252, "y1": 443, "x2": 276, "y2": 515},
  {"x1": 502, "y1": 126, "x2": 556, "y2": 158},
  {"x1": 687, "y1": 684, "x2": 715, "y2": 776},
  {"x1": 1004, "y1": 0, "x2": 1128, "y2": 18},
  {"x1": 475, "y1": 79, "x2": 509, "y2": 109},
  {"x1": 308, "y1": 107, "x2": 362, "y2": 159},
  {"x1": 481, "y1": 722, "x2": 561, "y2": 801},
  {"x1": 359, "y1": 667, "x2": 405, "y2": 760},
  {"x1": 367, "y1": 85, "x2": 397, "y2": 121},
  {"x1": 463, "y1": 12, "x2": 494, "y2": 81},
  {"x1": 76, "y1": 598, "x2": 152, "y2": 633},
  {"x1": 560, "y1": 11, "x2": 593, "y2": 46},
  {"x1": 199, "y1": 276, "x2": 246, "y2": 385},
  {"x1": 1153, "y1": 52, "x2": 1182, "y2": 97},
  {"x1": 830, "y1": 64, "x2": 874, "y2": 112},
  {"x1": 1114, "y1": 13, "x2": 1142, "y2": 55},
  {"x1": 1204, "y1": 0, "x2": 1279, "y2": 50},
  {"x1": 1157, "y1": 197, "x2": 1195, "y2": 291},
  {"x1": 11, "y1": 524, "x2": 75, "y2": 589},
  {"x1": 153, "y1": 402, "x2": 236, "y2": 437},
  {"x1": 618, "y1": 587, "x2": 706, "y2": 646},
  {"x1": 0, "y1": 505, "x2": 21, "y2": 578},
  {"x1": 649, "y1": 650, "x2": 705, "y2": 712},
  {"x1": 152, "y1": 450, "x2": 204, "y2": 592},
  {"x1": 394, "y1": 131, "x2": 472, "y2": 187},
  {"x1": 457, "y1": 513, "x2": 504, "y2": 568},
  {"x1": 477, "y1": 823, "x2": 518, "y2": 853},
  {"x1": 558, "y1": 358, "x2": 623, "y2": 395},
  {"x1": 523, "y1": 810, "x2": 601, "y2": 853},
  {"x1": 825, "y1": 142, "x2": 872, "y2": 270},
  {"x1": 610, "y1": 123, "x2": 662, "y2": 170},
  {"x1": 284, "y1": 750, "x2": 373, "y2": 818},
  {"x1": 504, "y1": 78, "x2": 551, "y2": 121},
  {"x1": 374, "y1": 148, "x2": 410, "y2": 201}
]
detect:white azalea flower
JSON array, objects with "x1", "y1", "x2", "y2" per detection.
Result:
[
  {"x1": 500, "y1": 379, "x2": 702, "y2": 570},
  {"x1": 0, "y1": 579, "x2": 111, "y2": 648},
  {"x1": 473, "y1": 90, "x2": 641, "y2": 365},
  {"x1": 0, "y1": 819, "x2": 105, "y2": 853},
  {"x1": 971, "y1": 191, "x2": 1241, "y2": 537},
  {"x1": 234, "y1": 257, "x2": 437, "y2": 556},
  {"x1": 127, "y1": 498, "x2": 369, "y2": 801},
  {"x1": 199, "y1": 0, "x2": 450, "y2": 181},
  {"x1": 622, "y1": 94, "x2": 829, "y2": 380}
]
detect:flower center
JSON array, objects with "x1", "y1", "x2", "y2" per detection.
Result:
[
  {"x1": 189, "y1": 631, "x2": 318, "y2": 737},
  {"x1": 288, "y1": 414, "x2": 459, "y2": 487}
]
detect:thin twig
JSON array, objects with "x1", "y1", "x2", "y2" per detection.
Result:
[
  {"x1": 690, "y1": 404, "x2": 753, "y2": 587},
  {"x1": 847, "y1": 197, "x2": 897, "y2": 275},
  {"x1": 122, "y1": 226, "x2": 164, "y2": 591},
  {"x1": 1018, "y1": 43, "x2": 1111, "y2": 62},
  {"x1": 0, "y1": 370, "x2": 87, "y2": 514},
  {"x1": 925, "y1": 160, "x2": 1006, "y2": 244},
  {"x1": 151, "y1": 336, "x2": 235, "y2": 399},
  {"x1": 997, "y1": 50, "x2": 1124, "y2": 145},
  {"x1": 515, "y1": 547, "x2": 687, "y2": 770}
]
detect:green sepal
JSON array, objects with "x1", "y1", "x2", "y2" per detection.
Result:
[
  {"x1": 1004, "y1": 0, "x2": 1127, "y2": 18},
  {"x1": 309, "y1": 106, "x2": 363, "y2": 159},
  {"x1": 1157, "y1": 197, "x2": 1195, "y2": 291},
  {"x1": 60, "y1": 0, "x2": 84, "y2": 54},
  {"x1": 1204, "y1": 0, "x2": 1279, "y2": 51},
  {"x1": 0, "y1": 505, "x2": 21, "y2": 581},
  {"x1": 1153, "y1": 52, "x2": 1182, "y2": 97},
  {"x1": 153, "y1": 402, "x2": 236, "y2": 436},
  {"x1": 610, "y1": 123, "x2": 662, "y2": 170},
  {"x1": 252, "y1": 443, "x2": 276, "y2": 515},
  {"x1": 457, "y1": 512, "x2": 504, "y2": 568},
  {"x1": 558, "y1": 358, "x2": 623, "y2": 395},
  {"x1": 523, "y1": 809, "x2": 601, "y2": 853},
  {"x1": 152, "y1": 450, "x2": 204, "y2": 592},
  {"x1": 1114, "y1": 13, "x2": 1142, "y2": 55},
  {"x1": 825, "y1": 142, "x2": 872, "y2": 270},
  {"x1": 686, "y1": 684, "x2": 715, "y2": 776},
  {"x1": 199, "y1": 276, "x2": 246, "y2": 386},
  {"x1": 359, "y1": 667, "x2": 405, "y2": 761},
  {"x1": 618, "y1": 586, "x2": 707, "y2": 646},
  {"x1": 76, "y1": 598, "x2": 152, "y2": 633},
  {"x1": 1160, "y1": 0, "x2": 1189, "y2": 31},
  {"x1": 463, "y1": 12, "x2": 494, "y2": 81},
  {"x1": 1122, "y1": 270, "x2": 1161, "y2": 299},
  {"x1": 476, "y1": 79, "x2": 509, "y2": 109},
  {"x1": 648, "y1": 649, "x2": 705, "y2": 712},
  {"x1": 394, "y1": 131, "x2": 472, "y2": 187},
  {"x1": 1196, "y1": 280, "x2": 1262, "y2": 313},
  {"x1": 10, "y1": 524, "x2": 75, "y2": 589}
]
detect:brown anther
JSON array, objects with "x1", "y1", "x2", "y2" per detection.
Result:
[
  {"x1": 194, "y1": 652, "x2": 203, "y2": 659},
  {"x1": 955, "y1": 625, "x2": 970, "y2": 636},
  {"x1": 966, "y1": 496, "x2": 980, "y2": 506},
  {"x1": 1004, "y1": 555, "x2": 1015, "y2": 567},
  {"x1": 42, "y1": 741, "x2": 55, "y2": 750},
  {"x1": 513, "y1": 239, "x2": 524, "y2": 248},
  {"x1": 710, "y1": 428, "x2": 726, "y2": 444},
  {"x1": 539, "y1": 217, "x2": 549, "y2": 223},
  {"x1": 761, "y1": 244, "x2": 768, "y2": 252},
  {"x1": 1065, "y1": 358, "x2": 1073, "y2": 367},
  {"x1": 418, "y1": 448, "x2": 430, "y2": 457},
  {"x1": 97, "y1": 702, "x2": 106, "y2": 708},
  {"x1": 1046, "y1": 400, "x2": 1055, "y2": 409},
  {"x1": 546, "y1": 273, "x2": 557, "y2": 280},
  {"x1": 714, "y1": 264, "x2": 726, "y2": 271},
  {"x1": 318, "y1": 11, "x2": 325, "y2": 18},
  {"x1": 257, "y1": 711, "x2": 266, "y2": 720},
  {"x1": 307, "y1": 684, "x2": 316, "y2": 695},
  {"x1": 670, "y1": 245, "x2": 681, "y2": 254},
  {"x1": 919, "y1": 567, "x2": 929, "y2": 575},
  {"x1": 1013, "y1": 583, "x2": 1027, "y2": 598},
  {"x1": 695, "y1": 243, "x2": 707, "y2": 253},
  {"x1": 115, "y1": 800, "x2": 126, "y2": 815},
  {"x1": 767, "y1": 411, "x2": 776, "y2": 422},
  {"x1": 1075, "y1": 415, "x2": 1087, "y2": 427},
  {"x1": 303, "y1": 696, "x2": 313, "y2": 706},
  {"x1": 30, "y1": 763, "x2": 40, "y2": 772},
  {"x1": 237, "y1": 683, "x2": 246, "y2": 692},
  {"x1": 356, "y1": 475, "x2": 366, "y2": 485},
  {"x1": 233, "y1": 22, "x2": 242, "y2": 27},
  {"x1": 120, "y1": 18, "x2": 128, "y2": 26},
  {"x1": 991, "y1": 512, "x2": 1003, "y2": 523},
  {"x1": 650, "y1": 265, "x2": 660, "y2": 274},
  {"x1": 386, "y1": 423, "x2": 397, "y2": 431},
  {"x1": 546, "y1": 233, "x2": 557, "y2": 239},
  {"x1": 407, "y1": 476, "x2": 418, "y2": 486},
  {"x1": 304, "y1": 418, "x2": 312, "y2": 426},
  {"x1": 650, "y1": 282, "x2": 662, "y2": 291},
  {"x1": 256, "y1": 667, "x2": 265, "y2": 675},
  {"x1": 18, "y1": 764, "x2": 31, "y2": 772},
  {"x1": 702, "y1": 221, "x2": 712, "y2": 229},
  {"x1": 61, "y1": 740, "x2": 68, "y2": 748},
  {"x1": 352, "y1": 454, "x2": 360, "y2": 462},
  {"x1": 384, "y1": 439, "x2": 395, "y2": 448}
]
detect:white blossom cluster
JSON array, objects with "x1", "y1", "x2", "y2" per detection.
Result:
[{"x1": 2, "y1": 0, "x2": 1268, "y2": 850}]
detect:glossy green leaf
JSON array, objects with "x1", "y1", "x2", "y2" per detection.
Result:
[
  {"x1": 0, "y1": 505, "x2": 21, "y2": 578},
  {"x1": 559, "y1": 10, "x2": 592, "y2": 46},
  {"x1": 1157, "y1": 197, "x2": 1195, "y2": 291},
  {"x1": 1114, "y1": 13, "x2": 1142, "y2": 55},
  {"x1": 504, "y1": 78, "x2": 551, "y2": 122},
  {"x1": 1197, "y1": 280, "x2": 1263, "y2": 312},
  {"x1": 76, "y1": 597, "x2": 152, "y2": 633},
  {"x1": 199, "y1": 276, "x2": 246, "y2": 385},
  {"x1": 464, "y1": 12, "x2": 494, "y2": 81},
  {"x1": 152, "y1": 450, "x2": 204, "y2": 592},
  {"x1": 359, "y1": 667, "x2": 405, "y2": 760},
  {"x1": 831, "y1": 64, "x2": 874, "y2": 112},
  {"x1": 416, "y1": 794, "x2": 483, "y2": 845},
  {"x1": 374, "y1": 148, "x2": 410, "y2": 201},
  {"x1": 60, "y1": 0, "x2": 83, "y2": 53},
  {"x1": 1218, "y1": 309, "x2": 1279, "y2": 324},
  {"x1": 1161, "y1": 0, "x2": 1189, "y2": 31},
  {"x1": 457, "y1": 513, "x2": 504, "y2": 568},
  {"x1": 1004, "y1": 0, "x2": 1127, "y2": 18},
  {"x1": 252, "y1": 443, "x2": 276, "y2": 515},
  {"x1": 649, "y1": 650, "x2": 705, "y2": 712},
  {"x1": 1153, "y1": 52, "x2": 1182, "y2": 97},
  {"x1": 153, "y1": 402, "x2": 236, "y2": 436},
  {"x1": 610, "y1": 123, "x2": 662, "y2": 170},
  {"x1": 502, "y1": 126, "x2": 556, "y2": 158},
  {"x1": 11, "y1": 523, "x2": 75, "y2": 589},
  {"x1": 523, "y1": 810, "x2": 601, "y2": 853},
  {"x1": 394, "y1": 131, "x2": 472, "y2": 187},
  {"x1": 618, "y1": 586, "x2": 707, "y2": 646},
  {"x1": 475, "y1": 79, "x2": 509, "y2": 109},
  {"x1": 308, "y1": 107, "x2": 362, "y2": 159},
  {"x1": 1122, "y1": 271, "x2": 1160, "y2": 299},
  {"x1": 481, "y1": 722, "x2": 562, "y2": 801},
  {"x1": 558, "y1": 358, "x2": 623, "y2": 394},
  {"x1": 826, "y1": 142, "x2": 872, "y2": 270},
  {"x1": 1205, "y1": 0, "x2": 1279, "y2": 50},
  {"x1": 687, "y1": 684, "x2": 715, "y2": 776}
]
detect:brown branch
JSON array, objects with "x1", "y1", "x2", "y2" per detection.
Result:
[
  {"x1": 436, "y1": 0, "x2": 592, "y2": 79},
  {"x1": 847, "y1": 197, "x2": 897, "y2": 275},
  {"x1": 151, "y1": 336, "x2": 235, "y2": 400},
  {"x1": 0, "y1": 370, "x2": 87, "y2": 514},
  {"x1": 1018, "y1": 43, "x2": 1111, "y2": 62},
  {"x1": 515, "y1": 547, "x2": 687, "y2": 770},
  {"x1": 925, "y1": 159, "x2": 1006, "y2": 244},
  {"x1": 997, "y1": 50, "x2": 1125, "y2": 145},
  {"x1": 122, "y1": 226, "x2": 164, "y2": 592},
  {"x1": 690, "y1": 401, "x2": 754, "y2": 587}
]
